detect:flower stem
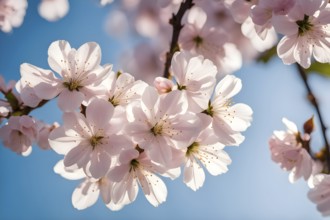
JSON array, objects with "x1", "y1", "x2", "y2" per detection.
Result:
[
  {"x1": 295, "y1": 63, "x2": 330, "y2": 169},
  {"x1": 163, "y1": 0, "x2": 194, "y2": 79}
]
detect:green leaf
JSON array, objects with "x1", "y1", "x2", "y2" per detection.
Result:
[
  {"x1": 306, "y1": 62, "x2": 330, "y2": 78},
  {"x1": 256, "y1": 46, "x2": 277, "y2": 63}
]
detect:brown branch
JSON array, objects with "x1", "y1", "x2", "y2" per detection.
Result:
[
  {"x1": 295, "y1": 63, "x2": 330, "y2": 170},
  {"x1": 163, "y1": 0, "x2": 194, "y2": 79}
]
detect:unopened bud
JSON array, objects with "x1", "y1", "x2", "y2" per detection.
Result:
[{"x1": 303, "y1": 116, "x2": 314, "y2": 134}]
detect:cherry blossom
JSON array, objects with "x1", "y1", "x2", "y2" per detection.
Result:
[
  {"x1": 125, "y1": 86, "x2": 201, "y2": 166},
  {"x1": 170, "y1": 51, "x2": 217, "y2": 112},
  {"x1": 153, "y1": 77, "x2": 174, "y2": 94},
  {"x1": 0, "y1": 0, "x2": 27, "y2": 32},
  {"x1": 273, "y1": 0, "x2": 330, "y2": 68},
  {"x1": 308, "y1": 174, "x2": 330, "y2": 216},
  {"x1": 49, "y1": 98, "x2": 133, "y2": 179},
  {"x1": 18, "y1": 40, "x2": 111, "y2": 112},
  {"x1": 269, "y1": 118, "x2": 314, "y2": 183},
  {"x1": 184, "y1": 127, "x2": 232, "y2": 191},
  {"x1": 108, "y1": 148, "x2": 168, "y2": 207},
  {"x1": 203, "y1": 75, "x2": 253, "y2": 146},
  {"x1": 37, "y1": 121, "x2": 59, "y2": 150},
  {"x1": 180, "y1": 6, "x2": 242, "y2": 75},
  {"x1": 0, "y1": 115, "x2": 38, "y2": 156},
  {"x1": 38, "y1": 0, "x2": 69, "y2": 22}
]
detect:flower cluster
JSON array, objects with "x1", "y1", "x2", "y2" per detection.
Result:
[{"x1": 0, "y1": 40, "x2": 252, "y2": 210}]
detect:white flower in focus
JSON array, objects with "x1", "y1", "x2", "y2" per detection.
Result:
[
  {"x1": 308, "y1": 174, "x2": 330, "y2": 216},
  {"x1": 49, "y1": 99, "x2": 133, "y2": 179},
  {"x1": 273, "y1": 0, "x2": 330, "y2": 68},
  {"x1": 0, "y1": 115, "x2": 38, "y2": 156},
  {"x1": 125, "y1": 87, "x2": 200, "y2": 166},
  {"x1": 102, "y1": 71, "x2": 148, "y2": 107},
  {"x1": 18, "y1": 40, "x2": 111, "y2": 112},
  {"x1": 204, "y1": 75, "x2": 253, "y2": 146},
  {"x1": 184, "y1": 127, "x2": 232, "y2": 191},
  {"x1": 170, "y1": 51, "x2": 217, "y2": 112},
  {"x1": 269, "y1": 118, "x2": 314, "y2": 183},
  {"x1": 38, "y1": 0, "x2": 69, "y2": 22},
  {"x1": 109, "y1": 148, "x2": 168, "y2": 207},
  {"x1": 0, "y1": 0, "x2": 27, "y2": 32},
  {"x1": 180, "y1": 7, "x2": 242, "y2": 75}
]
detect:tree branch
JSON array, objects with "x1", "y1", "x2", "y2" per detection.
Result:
[
  {"x1": 163, "y1": 0, "x2": 194, "y2": 79},
  {"x1": 295, "y1": 63, "x2": 330, "y2": 170}
]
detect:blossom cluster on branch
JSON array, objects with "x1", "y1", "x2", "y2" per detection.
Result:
[{"x1": 1, "y1": 0, "x2": 330, "y2": 217}]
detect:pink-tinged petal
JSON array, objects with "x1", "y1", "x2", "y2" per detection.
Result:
[
  {"x1": 316, "y1": 6, "x2": 330, "y2": 24},
  {"x1": 171, "y1": 51, "x2": 190, "y2": 84},
  {"x1": 16, "y1": 85, "x2": 42, "y2": 107},
  {"x1": 48, "y1": 40, "x2": 71, "y2": 75},
  {"x1": 148, "y1": 137, "x2": 173, "y2": 165},
  {"x1": 251, "y1": 5, "x2": 272, "y2": 26},
  {"x1": 214, "y1": 75, "x2": 242, "y2": 100},
  {"x1": 158, "y1": 90, "x2": 185, "y2": 116},
  {"x1": 86, "y1": 99, "x2": 114, "y2": 129},
  {"x1": 183, "y1": 157, "x2": 205, "y2": 191},
  {"x1": 212, "y1": 118, "x2": 242, "y2": 146},
  {"x1": 137, "y1": 169, "x2": 167, "y2": 207},
  {"x1": 277, "y1": 36, "x2": 297, "y2": 65},
  {"x1": 58, "y1": 89, "x2": 84, "y2": 112},
  {"x1": 108, "y1": 164, "x2": 130, "y2": 182},
  {"x1": 72, "y1": 180, "x2": 100, "y2": 210},
  {"x1": 313, "y1": 41, "x2": 330, "y2": 63},
  {"x1": 118, "y1": 149, "x2": 139, "y2": 164},
  {"x1": 53, "y1": 159, "x2": 86, "y2": 180},
  {"x1": 282, "y1": 118, "x2": 298, "y2": 133},
  {"x1": 76, "y1": 42, "x2": 101, "y2": 72},
  {"x1": 200, "y1": 145, "x2": 232, "y2": 176},
  {"x1": 293, "y1": 37, "x2": 313, "y2": 68},
  {"x1": 48, "y1": 126, "x2": 80, "y2": 155},
  {"x1": 112, "y1": 173, "x2": 136, "y2": 205},
  {"x1": 187, "y1": 6, "x2": 207, "y2": 29},
  {"x1": 141, "y1": 86, "x2": 159, "y2": 113},
  {"x1": 87, "y1": 149, "x2": 111, "y2": 179},
  {"x1": 298, "y1": 0, "x2": 323, "y2": 16},
  {"x1": 272, "y1": 15, "x2": 298, "y2": 35},
  {"x1": 64, "y1": 143, "x2": 92, "y2": 168}
]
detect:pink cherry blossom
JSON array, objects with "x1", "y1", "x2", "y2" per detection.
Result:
[
  {"x1": 180, "y1": 7, "x2": 242, "y2": 75},
  {"x1": 125, "y1": 86, "x2": 200, "y2": 166},
  {"x1": 0, "y1": 115, "x2": 38, "y2": 156},
  {"x1": 308, "y1": 174, "x2": 330, "y2": 216},
  {"x1": 273, "y1": 0, "x2": 330, "y2": 68},
  {"x1": 153, "y1": 77, "x2": 173, "y2": 94},
  {"x1": 109, "y1": 148, "x2": 168, "y2": 207},
  {"x1": 204, "y1": 75, "x2": 253, "y2": 146},
  {"x1": 184, "y1": 127, "x2": 232, "y2": 191},
  {"x1": 0, "y1": 0, "x2": 27, "y2": 32},
  {"x1": 49, "y1": 98, "x2": 133, "y2": 179},
  {"x1": 170, "y1": 51, "x2": 217, "y2": 112},
  {"x1": 37, "y1": 121, "x2": 59, "y2": 150},
  {"x1": 38, "y1": 0, "x2": 69, "y2": 22},
  {"x1": 18, "y1": 40, "x2": 111, "y2": 112},
  {"x1": 269, "y1": 118, "x2": 314, "y2": 183}
]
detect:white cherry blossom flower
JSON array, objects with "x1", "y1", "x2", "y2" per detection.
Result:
[
  {"x1": 170, "y1": 51, "x2": 217, "y2": 112},
  {"x1": 0, "y1": 0, "x2": 27, "y2": 32},
  {"x1": 269, "y1": 118, "x2": 314, "y2": 183},
  {"x1": 102, "y1": 71, "x2": 148, "y2": 107},
  {"x1": 308, "y1": 174, "x2": 330, "y2": 216},
  {"x1": 125, "y1": 86, "x2": 200, "y2": 166},
  {"x1": 0, "y1": 115, "x2": 38, "y2": 156},
  {"x1": 18, "y1": 40, "x2": 111, "y2": 112},
  {"x1": 184, "y1": 127, "x2": 232, "y2": 191},
  {"x1": 49, "y1": 99, "x2": 133, "y2": 179},
  {"x1": 38, "y1": 0, "x2": 69, "y2": 22},
  {"x1": 203, "y1": 75, "x2": 253, "y2": 146},
  {"x1": 153, "y1": 77, "x2": 173, "y2": 94},
  {"x1": 273, "y1": 0, "x2": 330, "y2": 68},
  {"x1": 108, "y1": 148, "x2": 168, "y2": 207}
]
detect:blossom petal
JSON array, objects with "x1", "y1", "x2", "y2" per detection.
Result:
[
  {"x1": 72, "y1": 179, "x2": 100, "y2": 210},
  {"x1": 58, "y1": 89, "x2": 84, "y2": 112}
]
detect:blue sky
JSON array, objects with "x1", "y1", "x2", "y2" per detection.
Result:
[{"x1": 0, "y1": 0, "x2": 329, "y2": 219}]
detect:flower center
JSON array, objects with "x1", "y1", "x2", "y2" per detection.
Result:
[
  {"x1": 193, "y1": 35, "x2": 203, "y2": 48},
  {"x1": 108, "y1": 96, "x2": 119, "y2": 106},
  {"x1": 296, "y1": 15, "x2": 313, "y2": 36},
  {"x1": 90, "y1": 135, "x2": 104, "y2": 150},
  {"x1": 63, "y1": 79, "x2": 83, "y2": 91},
  {"x1": 129, "y1": 159, "x2": 139, "y2": 172},
  {"x1": 186, "y1": 142, "x2": 199, "y2": 157},
  {"x1": 202, "y1": 101, "x2": 214, "y2": 117},
  {"x1": 150, "y1": 123, "x2": 163, "y2": 136}
]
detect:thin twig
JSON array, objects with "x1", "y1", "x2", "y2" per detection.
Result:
[
  {"x1": 295, "y1": 63, "x2": 330, "y2": 170},
  {"x1": 163, "y1": 0, "x2": 194, "y2": 79}
]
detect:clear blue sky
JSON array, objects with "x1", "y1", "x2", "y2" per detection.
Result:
[{"x1": 0, "y1": 1, "x2": 328, "y2": 219}]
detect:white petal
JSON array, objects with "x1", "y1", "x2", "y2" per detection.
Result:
[
  {"x1": 76, "y1": 42, "x2": 102, "y2": 72},
  {"x1": 58, "y1": 89, "x2": 84, "y2": 112},
  {"x1": 48, "y1": 40, "x2": 71, "y2": 75},
  {"x1": 72, "y1": 179, "x2": 100, "y2": 210},
  {"x1": 86, "y1": 99, "x2": 114, "y2": 129},
  {"x1": 183, "y1": 157, "x2": 205, "y2": 191}
]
